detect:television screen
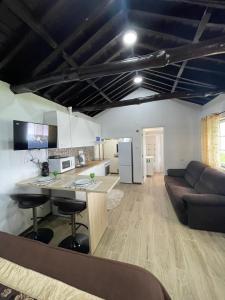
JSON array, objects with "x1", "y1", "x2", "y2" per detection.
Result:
[{"x1": 13, "y1": 120, "x2": 57, "y2": 150}]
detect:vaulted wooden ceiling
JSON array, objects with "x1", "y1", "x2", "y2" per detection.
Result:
[{"x1": 1, "y1": 0, "x2": 225, "y2": 116}]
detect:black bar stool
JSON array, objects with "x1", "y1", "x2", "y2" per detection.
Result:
[
  {"x1": 11, "y1": 194, "x2": 53, "y2": 244},
  {"x1": 53, "y1": 198, "x2": 89, "y2": 254}
]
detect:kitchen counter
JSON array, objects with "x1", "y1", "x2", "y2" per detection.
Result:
[
  {"x1": 16, "y1": 162, "x2": 119, "y2": 254},
  {"x1": 16, "y1": 159, "x2": 118, "y2": 194},
  {"x1": 17, "y1": 174, "x2": 119, "y2": 194},
  {"x1": 68, "y1": 160, "x2": 110, "y2": 176}
]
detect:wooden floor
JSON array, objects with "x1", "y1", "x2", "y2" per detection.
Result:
[{"x1": 45, "y1": 175, "x2": 225, "y2": 300}]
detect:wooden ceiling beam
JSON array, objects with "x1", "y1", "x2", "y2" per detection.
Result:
[
  {"x1": 129, "y1": 9, "x2": 225, "y2": 31},
  {"x1": 57, "y1": 32, "x2": 124, "y2": 73},
  {"x1": 143, "y1": 76, "x2": 193, "y2": 92},
  {"x1": 103, "y1": 79, "x2": 134, "y2": 100},
  {"x1": 55, "y1": 79, "x2": 99, "y2": 102},
  {"x1": 135, "y1": 25, "x2": 191, "y2": 45},
  {"x1": 138, "y1": 41, "x2": 225, "y2": 66},
  {"x1": 147, "y1": 69, "x2": 217, "y2": 88},
  {"x1": 56, "y1": 52, "x2": 128, "y2": 104},
  {"x1": 113, "y1": 86, "x2": 138, "y2": 101},
  {"x1": 32, "y1": 4, "x2": 123, "y2": 77},
  {"x1": 72, "y1": 73, "x2": 130, "y2": 106},
  {"x1": 62, "y1": 73, "x2": 130, "y2": 107},
  {"x1": 107, "y1": 77, "x2": 134, "y2": 97},
  {"x1": 45, "y1": 32, "x2": 123, "y2": 96},
  {"x1": 171, "y1": 8, "x2": 212, "y2": 92},
  {"x1": 142, "y1": 81, "x2": 171, "y2": 92},
  {"x1": 162, "y1": 0, "x2": 225, "y2": 9},
  {"x1": 10, "y1": 34, "x2": 225, "y2": 94},
  {"x1": 5, "y1": 0, "x2": 114, "y2": 104},
  {"x1": 143, "y1": 70, "x2": 215, "y2": 89},
  {"x1": 3, "y1": 0, "x2": 58, "y2": 49},
  {"x1": 47, "y1": 47, "x2": 127, "y2": 102},
  {"x1": 142, "y1": 83, "x2": 166, "y2": 94},
  {"x1": 52, "y1": 51, "x2": 125, "y2": 101},
  {"x1": 73, "y1": 89, "x2": 225, "y2": 112},
  {"x1": 0, "y1": 0, "x2": 64, "y2": 70},
  {"x1": 172, "y1": 63, "x2": 225, "y2": 76}
]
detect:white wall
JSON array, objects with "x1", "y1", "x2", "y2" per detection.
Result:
[
  {"x1": 95, "y1": 88, "x2": 201, "y2": 182},
  {"x1": 0, "y1": 81, "x2": 99, "y2": 235},
  {"x1": 199, "y1": 94, "x2": 225, "y2": 118}
]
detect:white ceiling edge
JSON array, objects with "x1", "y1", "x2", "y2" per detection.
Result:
[{"x1": 120, "y1": 87, "x2": 158, "y2": 101}]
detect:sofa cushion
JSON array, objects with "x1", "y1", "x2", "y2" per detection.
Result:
[
  {"x1": 184, "y1": 161, "x2": 207, "y2": 187},
  {"x1": 166, "y1": 184, "x2": 198, "y2": 224},
  {"x1": 164, "y1": 176, "x2": 191, "y2": 188},
  {"x1": 195, "y1": 167, "x2": 225, "y2": 195}
]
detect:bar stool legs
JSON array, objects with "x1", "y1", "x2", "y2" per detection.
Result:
[
  {"x1": 58, "y1": 213, "x2": 89, "y2": 254},
  {"x1": 25, "y1": 207, "x2": 53, "y2": 244}
]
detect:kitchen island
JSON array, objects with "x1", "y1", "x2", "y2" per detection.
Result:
[{"x1": 17, "y1": 168, "x2": 120, "y2": 254}]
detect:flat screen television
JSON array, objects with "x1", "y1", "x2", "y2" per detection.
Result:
[{"x1": 13, "y1": 120, "x2": 57, "y2": 150}]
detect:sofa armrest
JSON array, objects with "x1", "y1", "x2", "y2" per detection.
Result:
[
  {"x1": 183, "y1": 194, "x2": 225, "y2": 207},
  {"x1": 167, "y1": 169, "x2": 186, "y2": 177}
]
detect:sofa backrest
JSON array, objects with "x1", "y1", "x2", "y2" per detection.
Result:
[
  {"x1": 195, "y1": 167, "x2": 225, "y2": 195},
  {"x1": 184, "y1": 161, "x2": 207, "y2": 187}
]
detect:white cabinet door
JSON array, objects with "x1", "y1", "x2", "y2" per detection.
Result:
[
  {"x1": 57, "y1": 112, "x2": 71, "y2": 148},
  {"x1": 110, "y1": 157, "x2": 119, "y2": 173},
  {"x1": 44, "y1": 111, "x2": 71, "y2": 149},
  {"x1": 71, "y1": 116, "x2": 100, "y2": 147},
  {"x1": 92, "y1": 164, "x2": 105, "y2": 176},
  {"x1": 79, "y1": 163, "x2": 105, "y2": 176},
  {"x1": 45, "y1": 111, "x2": 101, "y2": 149}
]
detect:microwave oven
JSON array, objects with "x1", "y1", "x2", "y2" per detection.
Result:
[{"x1": 48, "y1": 156, "x2": 75, "y2": 173}]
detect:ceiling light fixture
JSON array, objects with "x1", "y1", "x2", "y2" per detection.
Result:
[
  {"x1": 134, "y1": 75, "x2": 143, "y2": 84},
  {"x1": 123, "y1": 30, "x2": 137, "y2": 46}
]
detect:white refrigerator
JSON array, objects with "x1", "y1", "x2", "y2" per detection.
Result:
[{"x1": 118, "y1": 141, "x2": 133, "y2": 183}]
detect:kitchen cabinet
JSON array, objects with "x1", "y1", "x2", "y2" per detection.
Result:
[
  {"x1": 44, "y1": 111, "x2": 71, "y2": 149},
  {"x1": 110, "y1": 157, "x2": 119, "y2": 174},
  {"x1": 44, "y1": 111, "x2": 101, "y2": 149},
  {"x1": 71, "y1": 116, "x2": 100, "y2": 147},
  {"x1": 80, "y1": 162, "x2": 106, "y2": 176}
]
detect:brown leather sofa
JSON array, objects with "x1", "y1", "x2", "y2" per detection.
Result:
[{"x1": 164, "y1": 161, "x2": 225, "y2": 233}]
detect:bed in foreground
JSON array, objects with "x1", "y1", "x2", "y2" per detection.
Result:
[{"x1": 0, "y1": 231, "x2": 170, "y2": 300}]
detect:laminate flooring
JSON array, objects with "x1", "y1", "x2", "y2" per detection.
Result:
[{"x1": 45, "y1": 175, "x2": 225, "y2": 300}]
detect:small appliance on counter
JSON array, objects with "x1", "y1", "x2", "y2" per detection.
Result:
[
  {"x1": 48, "y1": 155, "x2": 75, "y2": 173},
  {"x1": 41, "y1": 162, "x2": 49, "y2": 177},
  {"x1": 77, "y1": 150, "x2": 86, "y2": 167}
]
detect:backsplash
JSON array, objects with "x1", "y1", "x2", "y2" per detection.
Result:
[{"x1": 48, "y1": 146, "x2": 95, "y2": 163}]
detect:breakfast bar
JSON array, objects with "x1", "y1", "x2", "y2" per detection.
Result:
[{"x1": 17, "y1": 173, "x2": 120, "y2": 254}]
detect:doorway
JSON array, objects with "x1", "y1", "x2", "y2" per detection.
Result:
[
  {"x1": 143, "y1": 127, "x2": 164, "y2": 180},
  {"x1": 103, "y1": 138, "x2": 119, "y2": 174}
]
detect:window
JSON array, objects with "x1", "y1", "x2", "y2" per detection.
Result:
[{"x1": 219, "y1": 119, "x2": 225, "y2": 168}]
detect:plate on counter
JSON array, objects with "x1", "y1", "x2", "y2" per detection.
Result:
[
  {"x1": 74, "y1": 179, "x2": 91, "y2": 186},
  {"x1": 37, "y1": 176, "x2": 54, "y2": 183}
]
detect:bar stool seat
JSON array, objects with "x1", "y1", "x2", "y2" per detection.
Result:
[
  {"x1": 11, "y1": 194, "x2": 53, "y2": 244},
  {"x1": 53, "y1": 198, "x2": 89, "y2": 254}
]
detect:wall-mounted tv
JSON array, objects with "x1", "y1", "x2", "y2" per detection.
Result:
[{"x1": 13, "y1": 120, "x2": 57, "y2": 150}]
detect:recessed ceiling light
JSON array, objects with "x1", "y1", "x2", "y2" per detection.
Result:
[
  {"x1": 123, "y1": 30, "x2": 137, "y2": 46},
  {"x1": 134, "y1": 75, "x2": 143, "y2": 84}
]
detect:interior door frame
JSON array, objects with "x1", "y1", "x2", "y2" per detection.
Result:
[{"x1": 142, "y1": 127, "x2": 165, "y2": 179}]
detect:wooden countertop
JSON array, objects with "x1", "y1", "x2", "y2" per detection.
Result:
[{"x1": 17, "y1": 160, "x2": 119, "y2": 194}]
